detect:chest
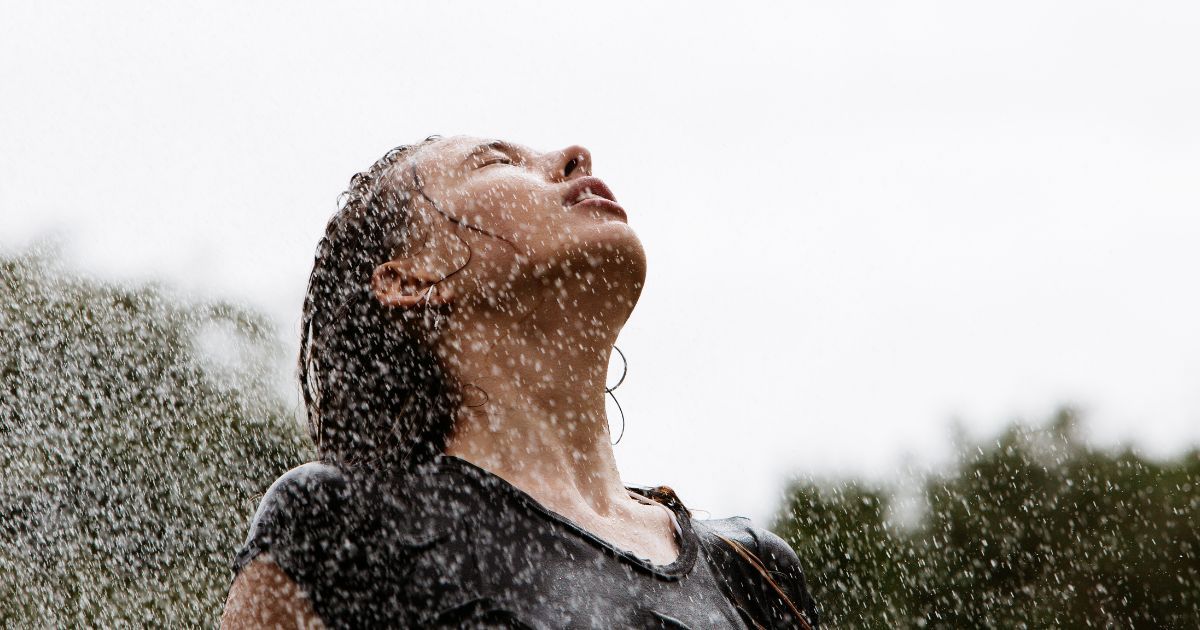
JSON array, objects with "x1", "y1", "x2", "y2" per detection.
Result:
[{"x1": 328, "y1": 505, "x2": 748, "y2": 629}]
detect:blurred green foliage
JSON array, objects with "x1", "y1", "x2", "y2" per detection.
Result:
[
  {"x1": 774, "y1": 409, "x2": 1200, "y2": 628},
  {"x1": 0, "y1": 247, "x2": 311, "y2": 626}
]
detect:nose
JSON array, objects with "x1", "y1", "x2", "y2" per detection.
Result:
[{"x1": 553, "y1": 145, "x2": 592, "y2": 181}]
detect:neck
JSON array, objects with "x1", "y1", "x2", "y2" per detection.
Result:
[{"x1": 441, "y1": 273, "x2": 633, "y2": 514}]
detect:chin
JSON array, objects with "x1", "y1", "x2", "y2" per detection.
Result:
[
  {"x1": 612, "y1": 228, "x2": 648, "y2": 286},
  {"x1": 578, "y1": 223, "x2": 648, "y2": 296},
  {"x1": 536, "y1": 223, "x2": 647, "y2": 291}
]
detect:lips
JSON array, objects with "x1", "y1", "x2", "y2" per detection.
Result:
[{"x1": 564, "y1": 176, "x2": 627, "y2": 222}]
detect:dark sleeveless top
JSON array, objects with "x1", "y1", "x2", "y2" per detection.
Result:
[{"x1": 232, "y1": 456, "x2": 820, "y2": 629}]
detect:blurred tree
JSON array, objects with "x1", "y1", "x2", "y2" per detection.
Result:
[
  {"x1": 0, "y1": 247, "x2": 310, "y2": 626},
  {"x1": 773, "y1": 408, "x2": 1200, "y2": 629}
]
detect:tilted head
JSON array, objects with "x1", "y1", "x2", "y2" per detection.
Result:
[{"x1": 299, "y1": 135, "x2": 646, "y2": 468}]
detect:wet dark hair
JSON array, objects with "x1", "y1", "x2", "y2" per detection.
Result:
[{"x1": 298, "y1": 136, "x2": 457, "y2": 469}]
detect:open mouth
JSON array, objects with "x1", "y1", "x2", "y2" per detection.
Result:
[{"x1": 564, "y1": 177, "x2": 627, "y2": 222}]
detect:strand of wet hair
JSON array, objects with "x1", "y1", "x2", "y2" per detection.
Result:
[{"x1": 714, "y1": 534, "x2": 814, "y2": 630}]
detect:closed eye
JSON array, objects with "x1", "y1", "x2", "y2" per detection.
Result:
[{"x1": 464, "y1": 140, "x2": 525, "y2": 170}]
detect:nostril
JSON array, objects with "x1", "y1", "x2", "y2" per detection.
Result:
[{"x1": 564, "y1": 158, "x2": 578, "y2": 177}]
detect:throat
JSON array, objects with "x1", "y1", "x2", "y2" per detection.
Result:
[
  {"x1": 438, "y1": 269, "x2": 641, "y2": 535},
  {"x1": 445, "y1": 395, "x2": 626, "y2": 513},
  {"x1": 441, "y1": 307, "x2": 627, "y2": 512}
]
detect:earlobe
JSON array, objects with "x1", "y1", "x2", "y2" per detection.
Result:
[{"x1": 370, "y1": 261, "x2": 456, "y2": 309}]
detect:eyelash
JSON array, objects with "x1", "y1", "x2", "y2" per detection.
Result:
[{"x1": 481, "y1": 156, "x2": 514, "y2": 167}]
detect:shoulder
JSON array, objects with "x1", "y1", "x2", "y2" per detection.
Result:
[
  {"x1": 692, "y1": 515, "x2": 782, "y2": 553},
  {"x1": 233, "y1": 462, "x2": 353, "y2": 576},
  {"x1": 247, "y1": 462, "x2": 352, "y2": 533},
  {"x1": 259, "y1": 462, "x2": 351, "y2": 506},
  {"x1": 694, "y1": 516, "x2": 821, "y2": 629},
  {"x1": 694, "y1": 516, "x2": 805, "y2": 576},
  {"x1": 747, "y1": 521, "x2": 807, "y2": 580},
  {"x1": 230, "y1": 463, "x2": 456, "y2": 626}
]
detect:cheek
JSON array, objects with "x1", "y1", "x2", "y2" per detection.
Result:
[
  {"x1": 431, "y1": 172, "x2": 625, "y2": 260},
  {"x1": 457, "y1": 181, "x2": 564, "y2": 238}
]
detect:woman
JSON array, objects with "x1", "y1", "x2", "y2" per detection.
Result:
[{"x1": 222, "y1": 136, "x2": 820, "y2": 629}]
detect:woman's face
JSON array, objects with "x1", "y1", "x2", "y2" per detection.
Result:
[{"x1": 389, "y1": 136, "x2": 647, "y2": 309}]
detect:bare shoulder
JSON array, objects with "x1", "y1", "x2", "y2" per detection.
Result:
[{"x1": 221, "y1": 558, "x2": 325, "y2": 629}]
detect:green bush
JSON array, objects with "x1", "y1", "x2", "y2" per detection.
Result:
[
  {"x1": 0, "y1": 247, "x2": 311, "y2": 626},
  {"x1": 773, "y1": 409, "x2": 1200, "y2": 628}
]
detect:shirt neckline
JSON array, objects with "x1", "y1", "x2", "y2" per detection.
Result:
[{"x1": 431, "y1": 453, "x2": 700, "y2": 580}]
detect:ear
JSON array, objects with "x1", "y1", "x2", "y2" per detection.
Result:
[{"x1": 370, "y1": 260, "x2": 457, "y2": 309}]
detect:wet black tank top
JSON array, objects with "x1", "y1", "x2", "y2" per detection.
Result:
[{"x1": 232, "y1": 455, "x2": 820, "y2": 628}]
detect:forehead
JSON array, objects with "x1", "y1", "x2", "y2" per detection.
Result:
[{"x1": 418, "y1": 135, "x2": 535, "y2": 165}]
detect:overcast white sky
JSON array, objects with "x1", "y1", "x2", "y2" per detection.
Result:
[{"x1": 4, "y1": 1, "x2": 1199, "y2": 522}]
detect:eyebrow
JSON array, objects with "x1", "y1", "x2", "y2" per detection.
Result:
[{"x1": 462, "y1": 140, "x2": 522, "y2": 165}]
